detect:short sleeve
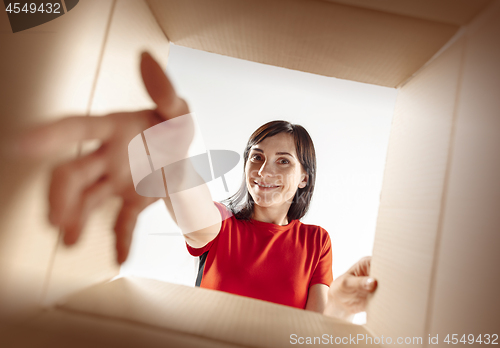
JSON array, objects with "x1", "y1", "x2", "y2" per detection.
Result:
[
  {"x1": 309, "y1": 229, "x2": 334, "y2": 287},
  {"x1": 185, "y1": 201, "x2": 231, "y2": 257}
]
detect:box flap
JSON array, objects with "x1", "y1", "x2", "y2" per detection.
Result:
[
  {"x1": 146, "y1": 0, "x2": 458, "y2": 87},
  {"x1": 0, "y1": 0, "x2": 116, "y2": 321},
  {"x1": 365, "y1": 35, "x2": 466, "y2": 342},
  {"x1": 428, "y1": 1, "x2": 500, "y2": 336},
  {"x1": 4, "y1": 308, "x2": 244, "y2": 348},
  {"x1": 325, "y1": 0, "x2": 493, "y2": 26},
  {"x1": 58, "y1": 277, "x2": 377, "y2": 348},
  {"x1": 43, "y1": 0, "x2": 170, "y2": 305}
]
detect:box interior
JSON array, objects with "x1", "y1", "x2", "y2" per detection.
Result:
[{"x1": 1, "y1": 0, "x2": 499, "y2": 346}]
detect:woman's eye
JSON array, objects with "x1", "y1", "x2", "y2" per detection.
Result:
[
  {"x1": 251, "y1": 154, "x2": 263, "y2": 161},
  {"x1": 278, "y1": 158, "x2": 290, "y2": 164}
]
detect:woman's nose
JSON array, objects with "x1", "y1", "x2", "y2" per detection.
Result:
[{"x1": 258, "y1": 161, "x2": 272, "y2": 177}]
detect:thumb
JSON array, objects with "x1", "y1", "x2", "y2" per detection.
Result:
[
  {"x1": 343, "y1": 275, "x2": 377, "y2": 293},
  {"x1": 140, "y1": 51, "x2": 187, "y2": 120}
]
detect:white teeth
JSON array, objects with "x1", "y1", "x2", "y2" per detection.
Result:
[{"x1": 254, "y1": 181, "x2": 278, "y2": 188}]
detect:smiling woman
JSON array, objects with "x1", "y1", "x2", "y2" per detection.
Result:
[
  {"x1": 227, "y1": 121, "x2": 316, "y2": 224},
  {"x1": 186, "y1": 120, "x2": 331, "y2": 310}
]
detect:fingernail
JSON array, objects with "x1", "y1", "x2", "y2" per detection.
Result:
[
  {"x1": 365, "y1": 278, "x2": 375, "y2": 290},
  {"x1": 116, "y1": 250, "x2": 126, "y2": 265},
  {"x1": 63, "y1": 232, "x2": 72, "y2": 245}
]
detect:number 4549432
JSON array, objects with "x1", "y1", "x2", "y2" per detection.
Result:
[
  {"x1": 5, "y1": 2, "x2": 61, "y2": 14},
  {"x1": 444, "y1": 334, "x2": 498, "y2": 344}
]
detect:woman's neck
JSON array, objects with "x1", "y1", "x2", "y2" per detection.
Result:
[{"x1": 252, "y1": 203, "x2": 291, "y2": 226}]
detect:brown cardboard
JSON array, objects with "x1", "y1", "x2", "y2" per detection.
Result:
[
  {"x1": 367, "y1": 36, "x2": 466, "y2": 342},
  {"x1": 326, "y1": 0, "x2": 493, "y2": 26},
  {"x1": 5, "y1": 308, "x2": 245, "y2": 348},
  {"x1": 368, "y1": 0, "x2": 500, "y2": 345},
  {"x1": 0, "y1": 0, "x2": 115, "y2": 321},
  {"x1": 56, "y1": 277, "x2": 375, "y2": 348},
  {"x1": 146, "y1": 0, "x2": 458, "y2": 87},
  {"x1": 1, "y1": 0, "x2": 499, "y2": 346},
  {"x1": 0, "y1": 0, "x2": 170, "y2": 318},
  {"x1": 43, "y1": 0, "x2": 170, "y2": 306},
  {"x1": 428, "y1": 3, "x2": 500, "y2": 336}
]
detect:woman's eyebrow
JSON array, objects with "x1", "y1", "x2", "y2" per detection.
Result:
[
  {"x1": 250, "y1": 148, "x2": 295, "y2": 157},
  {"x1": 276, "y1": 152, "x2": 294, "y2": 157}
]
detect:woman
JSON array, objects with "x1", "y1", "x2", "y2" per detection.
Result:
[
  {"x1": 19, "y1": 52, "x2": 376, "y2": 319},
  {"x1": 186, "y1": 120, "x2": 332, "y2": 311}
]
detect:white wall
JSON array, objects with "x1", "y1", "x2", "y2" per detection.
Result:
[{"x1": 120, "y1": 44, "x2": 397, "y2": 288}]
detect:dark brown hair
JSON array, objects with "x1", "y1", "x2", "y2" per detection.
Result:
[{"x1": 223, "y1": 120, "x2": 316, "y2": 221}]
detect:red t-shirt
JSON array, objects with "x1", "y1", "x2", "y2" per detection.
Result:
[{"x1": 186, "y1": 202, "x2": 333, "y2": 309}]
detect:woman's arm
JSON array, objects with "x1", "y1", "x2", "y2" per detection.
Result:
[
  {"x1": 162, "y1": 171, "x2": 221, "y2": 249},
  {"x1": 305, "y1": 283, "x2": 329, "y2": 313},
  {"x1": 141, "y1": 51, "x2": 221, "y2": 248}
]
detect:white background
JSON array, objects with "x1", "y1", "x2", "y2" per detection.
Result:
[{"x1": 120, "y1": 44, "x2": 397, "y2": 311}]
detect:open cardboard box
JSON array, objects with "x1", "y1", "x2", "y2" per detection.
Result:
[{"x1": 1, "y1": 0, "x2": 499, "y2": 346}]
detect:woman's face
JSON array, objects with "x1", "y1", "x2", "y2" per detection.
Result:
[{"x1": 245, "y1": 133, "x2": 308, "y2": 209}]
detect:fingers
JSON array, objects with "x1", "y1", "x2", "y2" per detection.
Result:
[
  {"x1": 326, "y1": 273, "x2": 375, "y2": 319},
  {"x1": 140, "y1": 52, "x2": 189, "y2": 119},
  {"x1": 49, "y1": 147, "x2": 108, "y2": 227},
  {"x1": 347, "y1": 256, "x2": 372, "y2": 277},
  {"x1": 63, "y1": 178, "x2": 114, "y2": 245},
  {"x1": 326, "y1": 260, "x2": 377, "y2": 320},
  {"x1": 114, "y1": 197, "x2": 154, "y2": 264},
  {"x1": 342, "y1": 275, "x2": 377, "y2": 295},
  {"x1": 18, "y1": 116, "x2": 116, "y2": 157}
]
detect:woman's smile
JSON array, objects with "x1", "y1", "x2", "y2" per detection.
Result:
[{"x1": 253, "y1": 180, "x2": 281, "y2": 189}]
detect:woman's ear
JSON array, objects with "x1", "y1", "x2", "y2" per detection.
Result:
[{"x1": 298, "y1": 172, "x2": 308, "y2": 189}]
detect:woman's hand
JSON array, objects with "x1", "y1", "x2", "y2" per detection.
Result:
[
  {"x1": 17, "y1": 52, "x2": 191, "y2": 264},
  {"x1": 324, "y1": 256, "x2": 377, "y2": 320}
]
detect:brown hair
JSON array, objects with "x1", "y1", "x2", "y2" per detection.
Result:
[{"x1": 223, "y1": 120, "x2": 316, "y2": 221}]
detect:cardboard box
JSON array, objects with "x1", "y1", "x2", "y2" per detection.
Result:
[{"x1": 1, "y1": 0, "x2": 499, "y2": 346}]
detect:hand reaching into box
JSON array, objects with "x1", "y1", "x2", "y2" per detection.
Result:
[
  {"x1": 17, "y1": 52, "x2": 191, "y2": 264},
  {"x1": 324, "y1": 256, "x2": 377, "y2": 320}
]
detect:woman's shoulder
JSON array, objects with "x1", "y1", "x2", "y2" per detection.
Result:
[
  {"x1": 296, "y1": 220, "x2": 328, "y2": 233},
  {"x1": 213, "y1": 201, "x2": 247, "y2": 230},
  {"x1": 295, "y1": 221, "x2": 331, "y2": 243},
  {"x1": 213, "y1": 201, "x2": 233, "y2": 220}
]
